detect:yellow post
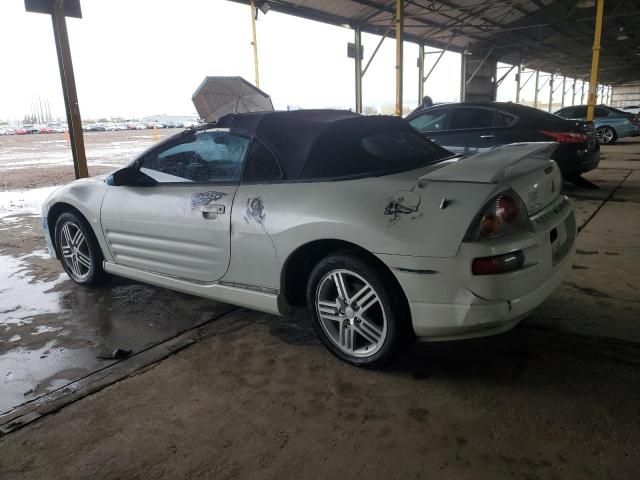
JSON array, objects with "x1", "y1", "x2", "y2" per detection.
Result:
[
  {"x1": 587, "y1": 0, "x2": 605, "y2": 122},
  {"x1": 395, "y1": 0, "x2": 404, "y2": 116},
  {"x1": 250, "y1": 0, "x2": 260, "y2": 88}
]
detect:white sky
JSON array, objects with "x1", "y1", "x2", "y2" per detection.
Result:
[
  {"x1": 0, "y1": 0, "x2": 465, "y2": 122},
  {"x1": 0, "y1": 0, "x2": 593, "y2": 123}
]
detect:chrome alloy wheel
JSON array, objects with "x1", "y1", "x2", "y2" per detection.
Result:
[
  {"x1": 59, "y1": 221, "x2": 91, "y2": 281},
  {"x1": 315, "y1": 269, "x2": 388, "y2": 358},
  {"x1": 596, "y1": 127, "x2": 614, "y2": 144}
]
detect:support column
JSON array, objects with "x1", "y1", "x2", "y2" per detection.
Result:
[
  {"x1": 548, "y1": 75, "x2": 554, "y2": 112},
  {"x1": 250, "y1": 0, "x2": 260, "y2": 88},
  {"x1": 581, "y1": 80, "x2": 586, "y2": 104},
  {"x1": 354, "y1": 27, "x2": 362, "y2": 114},
  {"x1": 533, "y1": 70, "x2": 539, "y2": 108},
  {"x1": 572, "y1": 78, "x2": 577, "y2": 105},
  {"x1": 395, "y1": 0, "x2": 404, "y2": 116},
  {"x1": 515, "y1": 63, "x2": 521, "y2": 104},
  {"x1": 587, "y1": 0, "x2": 605, "y2": 121},
  {"x1": 418, "y1": 41, "x2": 424, "y2": 104},
  {"x1": 51, "y1": 1, "x2": 87, "y2": 179},
  {"x1": 460, "y1": 54, "x2": 467, "y2": 101},
  {"x1": 560, "y1": 76, "x2": 566, "y2": 107}
]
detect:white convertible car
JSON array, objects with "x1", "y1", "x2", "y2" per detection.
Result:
[{"x1": 42, "y1": 110, "x2": 575, "y2": 367}]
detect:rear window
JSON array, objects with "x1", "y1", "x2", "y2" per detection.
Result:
[{"x1": 300, "y1": 125, "x2": 452, "y2": 179}]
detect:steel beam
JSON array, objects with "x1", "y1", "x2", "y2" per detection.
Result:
[
  {"x1": 460, "y1": 53, "x2": 467, "y2": 101},
  {"x1": 362, "y1": 16, "x2": 394, "y2": 77},
  {"x1": 515, "y1": 64, "x2": 521, "y2": 104},
  {"x1": 418, "y1": 41, "x2": 424, "y2": 103},
  {"x1": 395, "y1": 0, "x2": 403, "y2": 116},
  {"x1": 465, "y1": 48, "x2": 493, "y2": 86},
  {"x1": 587, "y1": 0, "x2": 605, "y2": 122},
  {"x1": 250, "y1": 0, "x2": 260, "y2": 87},
  {"x1": 423, "y1": 35, "x2": 454, "y2": 83},
  {"x1": 495, "y1": 64, "x2": 516, "y2": 88},
  {"x1": 51, "y1": 0, "x2": 87, "y2": 179},
  {"x1": 354, "y1": 27, "x2": 363, "y2": 114},
  {"x1": 533, "y1": 70, "x2": 539, "y2": 108}
]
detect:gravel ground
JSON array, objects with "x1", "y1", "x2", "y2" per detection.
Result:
[{"x1": 0, "y1": 129, "x2": 182, "y2": 191}]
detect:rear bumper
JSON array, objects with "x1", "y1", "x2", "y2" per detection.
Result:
[
  {"x1": 552, "y1": 144, "x2": 600, "y2": 176},
  {"x1": 380, "y1": 196, "x2": 576, "y2": 341}
]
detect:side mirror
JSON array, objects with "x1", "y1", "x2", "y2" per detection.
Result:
[{"x1": 106, "y1": 166, "x2": 156, "y2": 187}]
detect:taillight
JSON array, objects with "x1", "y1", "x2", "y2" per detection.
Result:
[
  {"x1": 472, "y1": 251, "x2": 525, "y2": 275},
  {"x1": 630, "y1": 115, "x2": 640, "y2": 125},
  {"x1": 541, "y1": 130, "x2": 587, "y2": 143},
  {"x1": 465, "y1": 190, "x2": 528, "y2": 241}
]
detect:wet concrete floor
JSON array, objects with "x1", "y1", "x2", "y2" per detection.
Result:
[{"x1": 0, "y1": 210, "x2": 234, "y2": 415}]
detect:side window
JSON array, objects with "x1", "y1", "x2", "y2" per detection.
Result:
[
  {"x1": 594, "y1": 107, "x2": 608, "y2": 117},
  {"x1": 408, "y1": 110, "x2": 450, "y2": 133},
  {"x1": 497, "y1": 111, "x2": 517, "y2": 127},
  {"x1": 139, "y1": 131, "x2": 250, "y2": 183},
  {"x1": 449, "y1": 108, "x2": 495, "y2": 130},
  {"x1": 572, "y1": 107, "x2": 588, "y2": 118},
  {"x1": 556, "y1": 108, "x2": 572, "y2": 118},
  {"x1": 242, "y1": 140, "x2": 282, "y2": 182}
]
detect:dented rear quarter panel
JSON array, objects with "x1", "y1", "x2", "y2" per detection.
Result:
[{"x1": 224, "y1": 167, "x2": 498, "y2": 289}]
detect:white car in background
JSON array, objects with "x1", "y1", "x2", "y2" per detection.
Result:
[{"x1": 41, "y1": 110, "x2": 575, "y2": 367}]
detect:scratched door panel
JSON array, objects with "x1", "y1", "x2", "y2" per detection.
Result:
[{"x1": 101, "y1": 185, "x2": 236, "y2": 282}]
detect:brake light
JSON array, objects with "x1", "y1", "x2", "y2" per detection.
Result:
[
  {"x1": 630, "y1": 115, "x2": 640, "y2": 126},
  {"x1": 466, "y1": 190, "x2": 528, "y2": 241},
  {"x1": 472, "y1": 251, "x2": 525, "y2": 275},
  {"x1": 541, "y1": 130, "x2": 587, "y2": 143}
]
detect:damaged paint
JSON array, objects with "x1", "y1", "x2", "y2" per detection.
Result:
[
  {"x1": 191, "y1": 191, "x2": 227, "y2": 210},
  {"x1": 384, "y1": 187, "x2": 422, "y2": 225},
  {"x1": 244, "y1": 197, "x2": 266, "y2": 225}
]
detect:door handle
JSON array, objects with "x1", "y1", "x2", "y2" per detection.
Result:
[
  {"x1": 201, "y1": 204, "x2": 225, "y2": 219},
  {"x1": 480, "y1": 134, "x2": 495, "y2": 140}
]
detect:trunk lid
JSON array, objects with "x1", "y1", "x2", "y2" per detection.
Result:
[{"x1": 422, "y1": 142, "x2": 561, "y2": 215}]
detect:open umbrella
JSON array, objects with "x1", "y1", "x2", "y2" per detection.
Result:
[{"x1": 192, "y1": 76, "x2": 274, "y2": 122}]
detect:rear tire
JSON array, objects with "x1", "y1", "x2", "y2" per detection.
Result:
[
  {"x1": 306, "y1": 253, "x2": 407, "y2": 368},
  {"x1": 54, "y1": 212, "x2": 106, "y2": 285},
  {"x1": 596, "y1": 126, "x2": 616, "y2": 145}
]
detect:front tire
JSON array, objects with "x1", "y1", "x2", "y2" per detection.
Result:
[
  {"x1": 54, "y1": 212, "x2": 106, "y2": 285},
  {"x1": 306, "y1": 253, "x2": 405, "y2": 368},
  {"x1": 596, "y1": 126, "x2": 616, "y2": 145}
]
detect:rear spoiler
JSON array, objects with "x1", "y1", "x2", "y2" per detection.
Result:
[{"x1": 420, "y1": 142, "x2": 557, "y2": 184}]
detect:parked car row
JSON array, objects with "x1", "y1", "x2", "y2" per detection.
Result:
[
  {"x1": 1, "y1": 120, "x2": 202, "y2": 135},
  {"x1": 83, "y1": 120, "x2": 200, "y2": 132}
]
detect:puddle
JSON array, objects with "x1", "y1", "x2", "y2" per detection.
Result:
[
  {"x1": 0, "y1": 253, "x2": 68, "y2": 325},
  {"x1": 0, "y1": 186, "x2": 58, "y2": 219}
]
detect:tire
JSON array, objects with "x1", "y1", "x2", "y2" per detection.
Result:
[
  {"x1": 596, "y1": 126, "x2": 616, "y2": 145},
  {"x1": 54, "y1": 211, "x2": 106, "y2": 285},
  {"x1": 306, "y1": 252, "x2": 407, "y2": 368}
]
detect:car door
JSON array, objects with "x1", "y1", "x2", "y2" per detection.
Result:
[
  {"x1": 100, "y1": 128, "x2": 250, "y2": 282},
  {"x1": 435, "y1": 107, "x2": 500, "y2": 155}
]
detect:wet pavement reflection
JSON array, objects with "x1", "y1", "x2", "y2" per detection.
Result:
[{"x1": 0, "y1": 201, "x2": 233, "y2": 414}]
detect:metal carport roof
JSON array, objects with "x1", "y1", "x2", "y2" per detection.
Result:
[{"x1": 230, "y1": 0, "x2": 640, "y2": 85}]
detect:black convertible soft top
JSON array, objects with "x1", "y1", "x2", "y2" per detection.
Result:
[{"x1": 216, "y1": 110, "x2": 451, "y2": 180}]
